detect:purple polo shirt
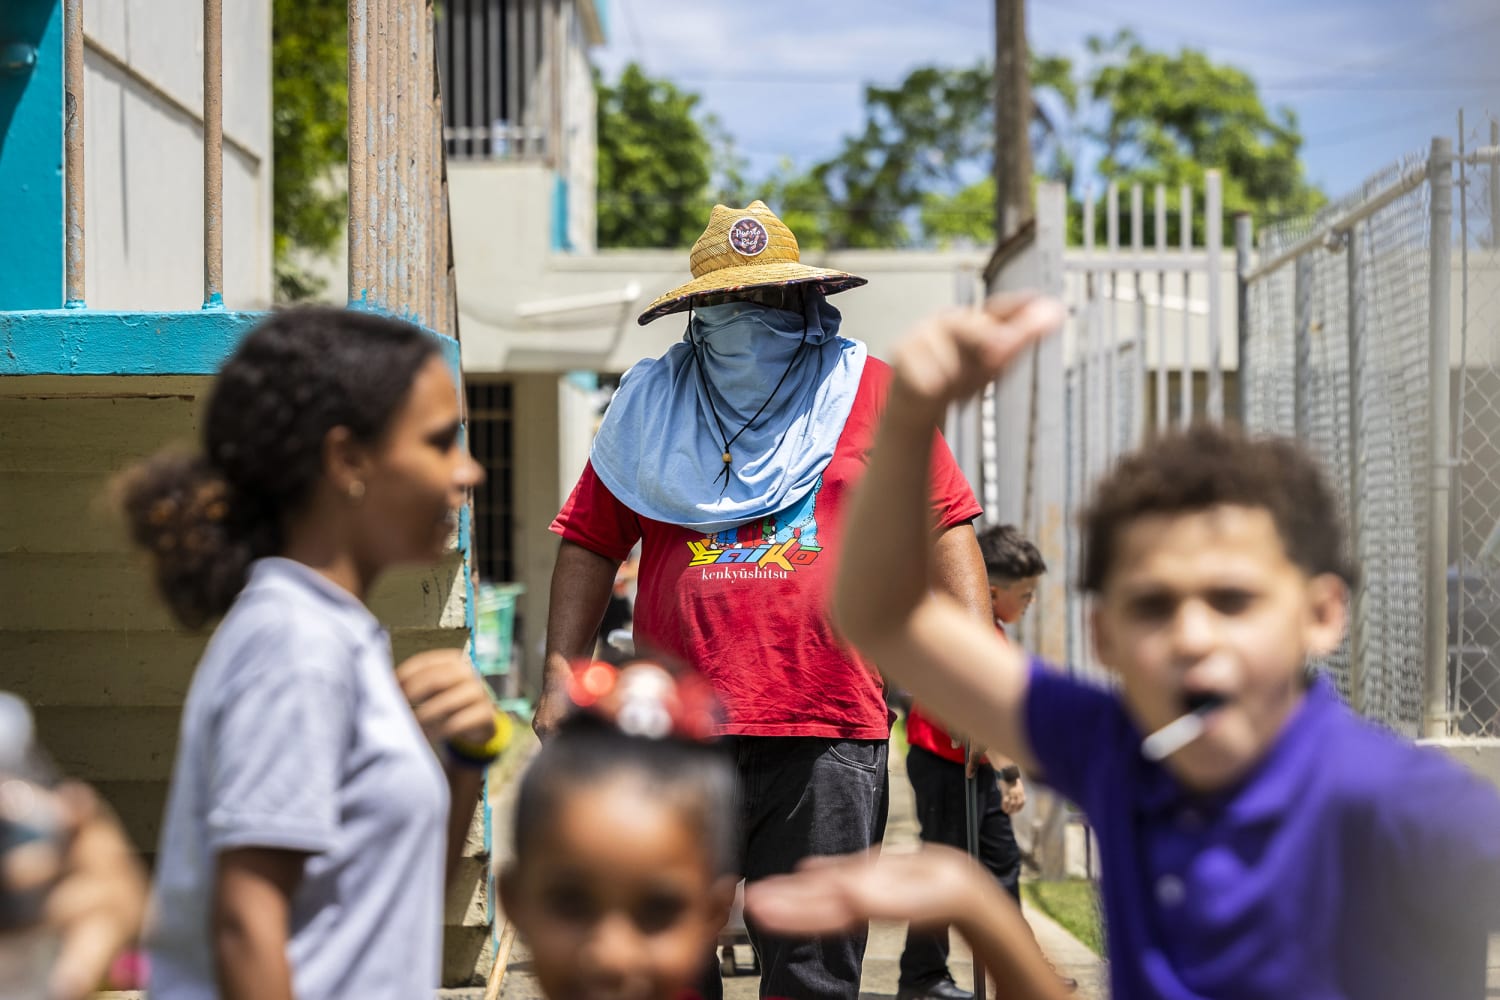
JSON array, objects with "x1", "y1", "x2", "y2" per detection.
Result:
[{"x1": 1025, "y1": 659, "x2": 1500, "y2": 999}]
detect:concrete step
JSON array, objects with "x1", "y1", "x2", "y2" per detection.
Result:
[
  {"x1": 0, "y1": 628, "x2": 463, "y2": 708},
  {"x1": 0, "y1": 551, "x2": 469, "y2": 631},
  {"x1": 0, "y1": 390, "x2": 205, "y2": 475}
]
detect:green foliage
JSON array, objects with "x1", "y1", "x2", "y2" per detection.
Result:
[
  {"x1": 1022, "y1": 879, "x2": 1105, "y2": 955},
  {"x1": 921, "y1": 175, "x2": 995, "y2": 249},
  {"x1": 1086, "y1": 30, "x2": 1324, "y2": 231},
  {"x1": 597, "y1": 63, "x2": 734, "y2": 248},
  {"x1": 271, "y1": 0, "x2": 348, "y2": 301},
  {"x1": 769, "y1": 64, "x2": 994, "y2": 250},
  {"x1": 780, "y1": 34, "x2": 1321, "y2": 249}
]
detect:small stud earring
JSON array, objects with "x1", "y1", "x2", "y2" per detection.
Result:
[{"x1": 348, "y1": 481, "x2": 365, "y2": 500}]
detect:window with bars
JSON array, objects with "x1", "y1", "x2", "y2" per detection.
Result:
[
  {"x1": 467, "y1": 380, "x2": 515, "y2": 582},
  {"x1": 438, "y1": 0, "x2": 557, "y2": 160}
]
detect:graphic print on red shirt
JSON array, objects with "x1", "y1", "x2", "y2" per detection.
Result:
[{"x1": 552, "y1": 358, "x2": 982, "y2": 739}]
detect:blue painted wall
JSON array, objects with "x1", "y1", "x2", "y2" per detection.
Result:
[
  {"x1": 0, "y1": 0, "x2": 63, "y2": 309},
  {"x1": 552, "y1": 174, "x2": 572, "y2": 252}
]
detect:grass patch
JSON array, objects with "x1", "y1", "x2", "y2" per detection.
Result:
[{"x1": 1022, "y1": 879, "x2": 1105, "y2": 956}]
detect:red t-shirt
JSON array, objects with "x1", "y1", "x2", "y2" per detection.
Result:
[
  {"x1": 906, "y1": 623, "x2": 1007, "y2": 762},
  {"x1": 551, "y1": 358, "x2": 982, "y2": 738}
]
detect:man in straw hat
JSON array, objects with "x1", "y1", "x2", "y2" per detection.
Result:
[{"x1": 538, "y1": 201, "x2": 990, "y2": 1000}]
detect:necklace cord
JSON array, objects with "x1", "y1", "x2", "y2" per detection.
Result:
[{"x1": 688, "y1": 292, "x2": 812, "y2": 495}]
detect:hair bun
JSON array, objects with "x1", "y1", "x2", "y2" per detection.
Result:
[{"x1": 566, "y1": 659, "x2": 721, "y2": 742}]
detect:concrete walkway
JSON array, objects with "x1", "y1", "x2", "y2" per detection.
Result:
[{"x1": 490, "y1": 741, "x2": 1108, "y2": 999}]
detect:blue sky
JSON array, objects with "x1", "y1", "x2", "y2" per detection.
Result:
[{"x1": 593, "y1": 0, "x2": 1500, "y2": 203}]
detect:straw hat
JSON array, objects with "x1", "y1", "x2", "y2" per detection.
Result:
[{"x1": 637, "y1": 200, "x2": 866, "y2": 325}]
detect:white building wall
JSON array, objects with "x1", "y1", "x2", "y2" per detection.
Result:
[
  {"x1": 81, "y1": 0, "x2": 273, "y2": 310},
  {"x1": 563, "y1": 15, "x2": 597, "y2": 253}
]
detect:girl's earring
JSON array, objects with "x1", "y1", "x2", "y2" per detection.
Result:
[{"x1": 348, "y1": 481, "x2": 366, "y2": 500}]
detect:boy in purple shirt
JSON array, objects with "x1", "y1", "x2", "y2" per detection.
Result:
[{"x1": 834, "y1": 293, "x2": 1500, "y2": 999}]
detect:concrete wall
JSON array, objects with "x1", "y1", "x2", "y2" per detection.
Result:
[
  {"x1": 1060, "y1": 264, "x2": 1240, "y2": 371},
  {"x1": 0, "y1": 377, "x2": 468, "y2": 854},
  {"x1": 0, "y1": 374, "x2": 486, "y2": 981},
  {"x1": 81, "y1": 0, "x2": 273, "y2": 309}
]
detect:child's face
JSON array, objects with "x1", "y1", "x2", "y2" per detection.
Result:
[
  {"x1": 502, "y1": 779, "x2": 733, "y2": 1000},
  {"x1": 989, "y1": 575, "x2": 1041, "y2": 625},
  {"x1": 1091, "y1": 505, "x2": 1347, "y2": 792}
]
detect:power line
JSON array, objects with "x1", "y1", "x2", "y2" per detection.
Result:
[
  {"x1": 619, "y1": 0, "x2": 647, "y2": 68},
  {"x1": 658, "y1": 68, "x2": 1500, "y2": 93},
  {"x1": 1300, "y1": 97, "x2": 1475, "y2": 147},
  {"x1": 1032, "y1": 0, "x2": 1334, "y2": 68},
  {"x1": 1260, "y1": 78, "x2": 1500, "y2": 93},
  {"x1": 1301, "y1": 7, "x2": 1500, "y2": 81}
]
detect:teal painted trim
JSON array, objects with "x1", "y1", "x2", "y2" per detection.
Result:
[
  {"x1": 1, "y1": 306, "x2": 461, "y2": 377},
  {"x1": 344, "y1": 295, "x2": 460, "y2": 376},
  {"x1": 426, "y1": 326, "x2": 461, "y2": 379},
  {"x1": 551, "y1": 174, "x2": 571, "y2": 252},
  {"x1": 0, "y1": 309, "x2": 264, "y2": 374},
  {"x1": 0, "y1": 0, "x2": 64, "y2": 309},
  {"x1": 593, "y1": 0, "x2": 610, "y2": 42}
]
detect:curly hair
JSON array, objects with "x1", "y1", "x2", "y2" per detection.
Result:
[
  {"x1": 117, "y1": 307, "x2": 440, "y2": 628},
  {"x1": 1079, "y1": 424, "x2": 1357, "y2": 593},
  {"x1": 977, "y1": 523, "x2": 1047, "y2": 581}
]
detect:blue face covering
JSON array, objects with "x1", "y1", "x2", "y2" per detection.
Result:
[{"x1": 590, "y1": 291, "x2": 867, "y2": 532}]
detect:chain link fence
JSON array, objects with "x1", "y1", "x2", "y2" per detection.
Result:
[
  {"x1": 1244, "y1": 153, "x2": 1434, "y2": 736},
  {"x1": 1449, "y1": 117, "x2": 1500, "y2": 736},
  {"x1": 1243, "y1": 122, "x2": 1500, "y2": 738}
]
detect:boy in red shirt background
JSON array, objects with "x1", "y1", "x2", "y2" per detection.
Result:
[{"x1": 899, "y1": 525, "x2": 1067, "y2": 1000}]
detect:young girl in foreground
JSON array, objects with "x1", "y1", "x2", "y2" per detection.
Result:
[
  {"x1": 120, "y1": 307, "x2": 500, "y2": 999},
  {"x1": 503, "y1": 660, "x2": 1070, "y2": 1000}
]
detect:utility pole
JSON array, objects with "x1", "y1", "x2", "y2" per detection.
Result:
[{"x1": 994, "y1": 0, "x2": 1035, "y2": 242}]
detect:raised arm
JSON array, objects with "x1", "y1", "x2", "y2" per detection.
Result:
[{"x1": 833, "y1": 295, "x2": 1064, "y2": 773}]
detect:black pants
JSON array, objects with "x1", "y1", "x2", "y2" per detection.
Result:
[
  {"x1": 898, "y1": 744, "x2": 1021, "y2": 991},
  {"x1": 699, "y1": 736, "x2": 890, "y2": 1000}
]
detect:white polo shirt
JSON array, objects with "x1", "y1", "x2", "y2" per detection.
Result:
[{"x1": 147, "y1": 557, "x2": 448, "y2": 999}]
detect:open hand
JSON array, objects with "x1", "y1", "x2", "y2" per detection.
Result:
[
  {"x1": 745, "y1": 847, "x2": 981, "y2": 936},
  {"x1": 23, "y1": 784, "x2": 148, "y2": 1000},
  {"x1": 1001, "y1": 777, "x2": 1027, "y2": 815}
]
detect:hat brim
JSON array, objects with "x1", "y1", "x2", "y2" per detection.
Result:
[{"x1": 637, "y1": 263, "x2": 867, "y2": 326}]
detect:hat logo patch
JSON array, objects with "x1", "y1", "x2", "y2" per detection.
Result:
[{"x1": 728, "y1": 218, "x2": 769, "y2": 257}]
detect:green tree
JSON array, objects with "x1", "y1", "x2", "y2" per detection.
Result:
[
  {"x1": 792, "y1": 35, "x2": 1322, "y2": 249},
  {"x1": 597, "y1": 63, "x2": 745, "y2": 248},
  {"x1": 271, "y1": 0, "x2": 348, "y2": 301},
  {"x1": 771, "y1": 64, "x2": 995, "y2": 250},
  {"x1": 1086, "y1": 30, "x2": 1323, "y2": 226}
]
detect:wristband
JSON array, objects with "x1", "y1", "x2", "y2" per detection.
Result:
[
  {"x1": 446, "y1": 710, "x2": 513, "y2": 767},
  {"x1": 998, "y1": 764, "x2": 1021, "y2": 783}
]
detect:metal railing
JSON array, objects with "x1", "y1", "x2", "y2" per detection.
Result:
[
  {"x1": 62, "y1": 0, "x2": 232, "y2": 310},
  {"x1": 439, "y1": 0, "x2": 567, "y2": 162},
  {"x1": 1059, "y1": 174, "x2": 1227, "y2": 679},
  {"x1": 60, "y1": 0, "x2": 458, "y2": 332},
  {"x1": 987, "y1": 140, "x2": 1491, "y2": 740},
  {"x1": 347, "y1": 0, "x2": 458, "y2": 333}
]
